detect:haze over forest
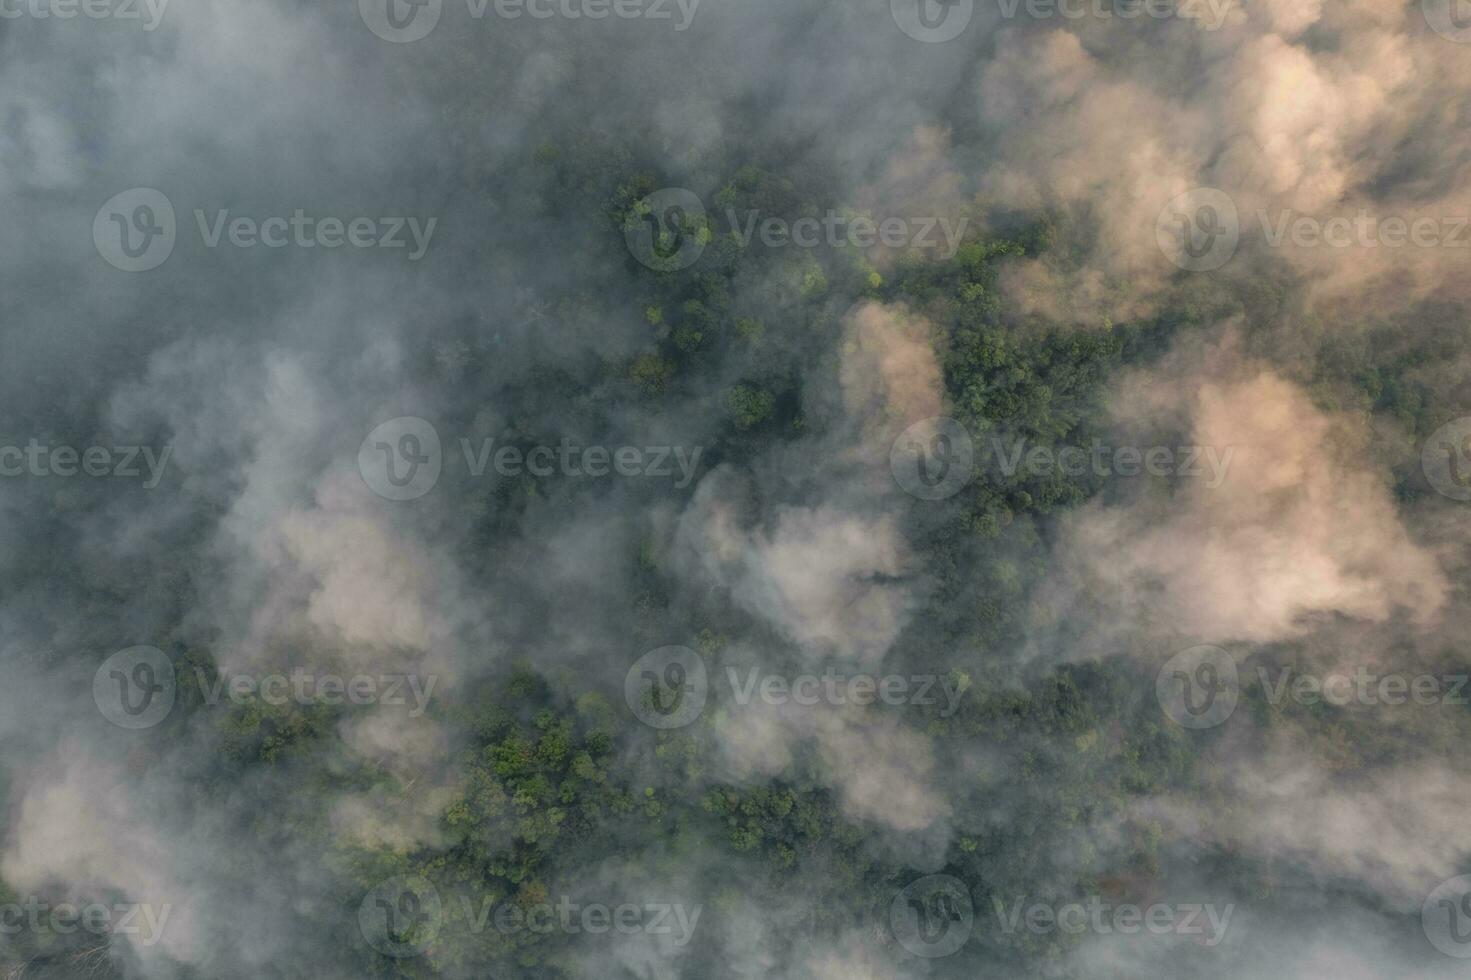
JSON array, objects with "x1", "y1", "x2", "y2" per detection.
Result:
[{"x1": 4, "y1": 0, "x2": 1471, "y2": 977}]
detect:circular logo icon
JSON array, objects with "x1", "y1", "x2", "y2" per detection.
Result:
[
  {"x1": 93, "y1": 188, "x2": 176, "y2": 273},
  {"x1": 1422, "y1": 417, "x2": 1471, "y2": 501},
  {"x1": 359, "y1": 875, "x2": 442, "y2": 958},
  {"x1": 1423, "y1": 875, "x2": 1471, "y2": 958},
  {"x1": 359, "y1": 0, "x2": 441, "y2": 42},
  {"x1": 624, "y1": 646, "x2": 707, "y2": 729},
  {"x1": 1156, "y1": 188, "x2": 1239, "y2": 272},
  {"x1": 889, "y1": 875, "x2": 973, "y2": 958},
  {"x1": 1156, "y1": 645, "x2": 1238, "y2": 729},
  {"x1": 624, "y1": 188, "x2": 707, "y2": 272},
  {"x1": 359, "y1": 417, "x2": 442, "y2": 501},
  {"x1": 1424, "y1": 0, "x2": 1471, "y2": 42},
  {"x1": 890, "y1": 417, "x2": 975, "y2": 501},
  {"x1": 890, "y1": 0, "x2": 974, "y2": 42},
  {"x1": 93, "y1": 646, "x2": 176, "y2": 729}
]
